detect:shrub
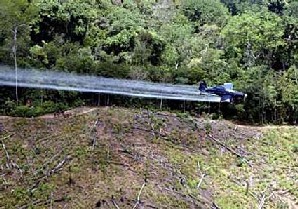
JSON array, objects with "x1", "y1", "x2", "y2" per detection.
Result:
[
  {"x1": 11, "y1": 106, "x2": 32, "y2": 117},
  {"x1": 8, "y1": 101, "x2": 64, "y2": 117},
  {"x1": 40, "y1": 101, "x2": 57, "y2": 113},
  {"x1": 293, "y1": 144, "x2": 298, "y2": 153}
]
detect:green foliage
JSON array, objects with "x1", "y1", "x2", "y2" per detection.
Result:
[
  {"x1": 0, "y1": 0, "x2": 38, "y2": 31},
  {"x1": 281, "y1": 66, "x2": 298, "y2": 106},
  {"x1": 0, "y1": 0, "x2": 39, "y2": 66},
  {"x1": 204, "y1": 121, "x2": 212, "y2": 133},
  {"x1": 34, "y1": 0, "x2": 99, "y2": 41},
  {"x1": 221, "y1": 0, "x2": 265, "y2": 15},
  {"x1": 221, "y1": 11, "x2": 285, "y2": 67},
  {"x1": 285, "y1": 0, "x2": 298, "y2": 18},
  {"x1": 0, "y1": 0, "x2": 298, "y2": 123},
  {"x1": 10, "y1": 105, "x2": 37, "y2": 117},
  {"x1": 292, "y1": 144, "x2": 298, "y2": 153},
  {"x1": 181, "y1": 0, "x2": 229, "y2": 26},
  {"x1": 5, "y1": 99, "x2": 71, "y2": 117}
]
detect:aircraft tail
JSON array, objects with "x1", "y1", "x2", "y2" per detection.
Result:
[{"x1": 199, "y1": 81, "x2": 207, "y2": 91}]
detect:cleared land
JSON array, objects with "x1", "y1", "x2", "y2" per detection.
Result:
[{"x1": 0, "y1": 107, "x2": 297, "y2": 209}]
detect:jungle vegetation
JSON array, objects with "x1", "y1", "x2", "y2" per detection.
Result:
[{"x1": 0, "y1": 0, "x2": 298, "y2": 124}]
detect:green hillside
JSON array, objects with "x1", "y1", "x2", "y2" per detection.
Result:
[{"x1": 1, "y1": 107, "x2": 297, "y2": 208}]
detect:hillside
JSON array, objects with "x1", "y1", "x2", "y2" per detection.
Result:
[{"x1": 0, "y1": 107, "x2": 297, "y2": 208}]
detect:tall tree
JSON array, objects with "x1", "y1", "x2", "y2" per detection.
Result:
[
  {"x1": 285, "y1": 0, "x2": 298, "y2": 18},
  {"x1": 0, "y1": 0, "x2": 38, "y2": 103},
  {"x1": 181, "y1": 0, "x2": 229, "y2": 27},
  {"x1": 221, "y1": 11, "x2": 285, "y2": 69}
]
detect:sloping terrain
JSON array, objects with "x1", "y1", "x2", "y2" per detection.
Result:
[{"x1": 0, "y1": 107, "x2": 297, "y2": 209}]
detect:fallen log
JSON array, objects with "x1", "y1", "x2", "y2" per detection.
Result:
[
  {"x1": 207, "y1": 134, "x2": 252, "y2": 167},
  {"x1": 207, "y1": 134, "x2": 243, "y2": 158}
]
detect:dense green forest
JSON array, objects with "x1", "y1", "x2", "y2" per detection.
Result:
[{"x1": 0, "y1": 0, "x2": 298, "y2": 124}]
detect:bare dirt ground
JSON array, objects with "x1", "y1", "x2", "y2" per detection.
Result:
[{"x1": 38, "y1": 106, "x2": 98, "y2": 119}]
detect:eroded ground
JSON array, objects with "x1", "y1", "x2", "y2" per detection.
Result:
[{"x1": 0, "y1": 107, "x2": 297, "y2": 208}]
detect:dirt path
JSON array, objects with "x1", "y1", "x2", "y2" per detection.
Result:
[
  {"x1": 1, "y1": 106, "x2": 297, "y2": 132},
  {"x1": 0, "y1": 106, "x2": 99, "y2": 121},
  {"x1": 38, "y1": 106, "x2": 98, "y2": 119}
]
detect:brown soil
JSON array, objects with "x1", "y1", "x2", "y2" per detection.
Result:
[{"x1": 0, "y1": 106, "x2": 284, "y2": 209}]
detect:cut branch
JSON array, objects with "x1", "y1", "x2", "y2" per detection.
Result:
[
  {"x1": 208, "y1": 134, "x2": 243, "y2": 158},
  {"x1": 1, "y1": 135, "x2": 23, "y2": 175},
  {"x1": 30, "y1": 156, "x2": 71, "y2": 192},
  {"x1": 33, "y1": 149, "x2": 64, "y2": 176},
  {"x1": 90, "y1": 118, "x2": 99, "y2": 149},
  {"x1": 197, "y1": 161, "x2": 206, "y2": 189},
  {"x1": 47, "y1": 155, "x2": 71, "y2": 176},
  {"x1": 18, "y1": 199, "x2": 48, "y2": 209},
  {"x1": 229, "y1": 176, "x2": 259, "y2": 201},
  {"x1": 11, "y1": 162, "x2": 23, "y2": 177},
  {"x1": 133, "y1": 182, "x2": 146, "y2": 209},
  {"x1": 111, "y1": 197, "x2": 120, "y2": 209},
  {"x1": 207, "y1": 134, "x2": 251, "y2": 168},
  {"x1": 257, "y1": 184, "x2": 273, "y2": 209},
  {"x1": 1, "y1": 141, "x2": 11, "y2": 168}
]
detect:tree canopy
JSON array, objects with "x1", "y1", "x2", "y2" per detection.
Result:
[{"x1": 0, "y1": 0, "x2": 298, "y2": 124}]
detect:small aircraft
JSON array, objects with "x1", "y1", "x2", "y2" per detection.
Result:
[{"x1": 199, "y1": 81, "x2": 247, "y2": 103}]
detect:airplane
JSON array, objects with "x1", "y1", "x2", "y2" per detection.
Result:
[{"x1": 199, "y1": 81, "x2": 247, "y2": 103}]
